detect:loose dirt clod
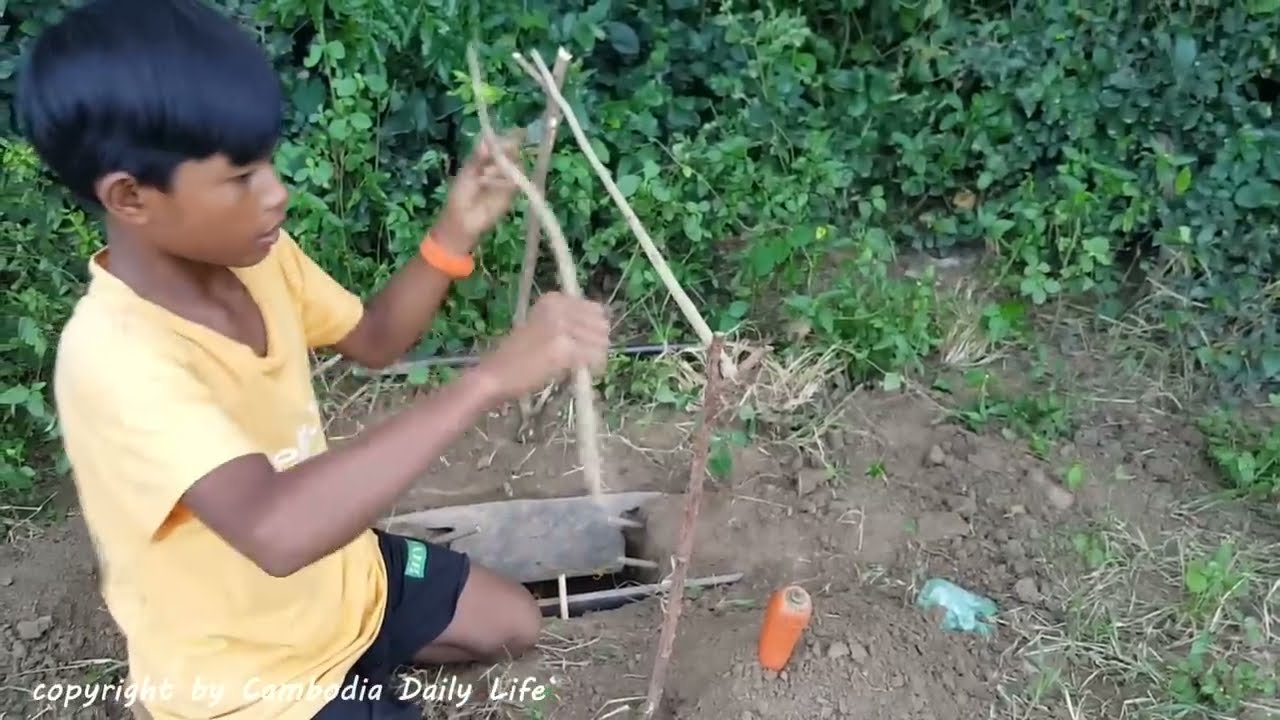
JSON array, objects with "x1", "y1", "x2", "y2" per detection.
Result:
[
  {"x1": 926, "y1": 445, "x2": 947, "y2": 466},
  {"x1": 1026, "y1": 466, "x2": 1075, "y2": 510},
  {"x1": 1013, "y1": 577, "x2": 1040, "y2": 604},
  {"x1": 15, "y1": 616, "x2": 51, "y2": 641},
  {"x1": 916, "y1": 512, "x2": 971, "y2": 543}
]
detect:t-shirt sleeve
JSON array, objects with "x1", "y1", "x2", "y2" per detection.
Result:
[
  {"x1": 55, "y1": 329, "x2": 262, "y2": 539},
  {"x1": 273, "y1": 230, "x2": 366, "y2": 348}
]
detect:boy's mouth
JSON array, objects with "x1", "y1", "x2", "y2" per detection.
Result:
[{"x1": 257, "y1": 219, "x2": 284, "y2": 246}]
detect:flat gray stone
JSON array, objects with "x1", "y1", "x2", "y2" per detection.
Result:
[{"x1": 378, "y1": 492, "x2": 664, "y2": 583}]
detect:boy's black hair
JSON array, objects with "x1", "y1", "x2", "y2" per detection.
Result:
[{"x1": 16, "y1": 0, "x2": 284, "y2": 208}]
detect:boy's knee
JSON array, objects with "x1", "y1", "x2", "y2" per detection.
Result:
[
  {"x1": 479, "y1": 590, "x2": 540, "y2": 660},
  {"x1": 455, "y1": 565, "x2": 542, "y2": 661},
  {"x1": 501, "y1": 591, "x2": 542, "y2": 656}
]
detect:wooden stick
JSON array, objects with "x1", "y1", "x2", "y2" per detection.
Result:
[
  {"x1": 642, "y1": 335, "x2": 726, "y2": 719},
  {"x1": 514, "y1": 48, "x2": 572, "y2": 436},
  {"x1": 557, "y1": 573, "x2": 570, "y2": 620},
  {"x1": 511, "y1": 49, "x2": 716, "y2": 349},
  {"x1": 606, "y1": 516, "x2": 643, "y2": 529},
  {"x1": 534, "y1": 572, "x2": 744, "y2": 612},
  {"x1": 465, "y1": 45, "x2": 605, "y2": 506}
]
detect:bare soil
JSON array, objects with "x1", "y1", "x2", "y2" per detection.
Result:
[{"x1": 0, "y1": 352, "x2": 1262, "y2": 720}]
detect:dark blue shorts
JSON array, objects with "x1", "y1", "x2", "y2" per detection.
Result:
[{"x1": 313, "y1": 530, "x2": 471, "y2": 719}]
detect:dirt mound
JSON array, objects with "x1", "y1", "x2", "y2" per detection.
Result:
[
  {"x1": 526, "y1": 387, "x2": 1081, "y2": 720},
  {"x1": 682, "y1": 590, "x2": 1000, "y2": 720}
]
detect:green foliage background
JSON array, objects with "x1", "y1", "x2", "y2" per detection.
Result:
[{"x1": 1, "y1": 0, "x2": 1278, "y2": 498}]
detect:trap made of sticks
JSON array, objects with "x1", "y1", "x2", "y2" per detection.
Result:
[
  {"x1": 464, "y1": 42, "x2": 751, "y2": 719},
  {"x1": 380, "y1": 492, "x2": 742, "y2": 618}
]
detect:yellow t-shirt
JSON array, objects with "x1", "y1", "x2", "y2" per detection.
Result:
[{"x1": 53, "y1": 231, "x2": 387, "y2": 719}]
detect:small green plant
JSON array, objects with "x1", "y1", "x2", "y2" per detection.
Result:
[
  {"x1": 521, "y1": 682, "x2": 558, "y2": 720},
  {"x1": 950, "y1": 370, "x2": 1073, "y2": 456},
  {"x1": 708, "y1": 428, "x2": 751, "y2": 482},
  {"x1": 1183, "y1": 542, "x2": 1249, "y2": 623},
  {"x1": 1199, "y1": 409, "x2": 1280, "y2": 500},
  {"x1": 978, "y1": 300, "x2": 1030, "y2": 346},
  {"x1": 1063, "y1": 461, "x2": 1086, "y2": 492},
  {"x1": 781, "y1": 228, "x2": 942, "y2": 385},
  {"x1": 599, "y1": 355, "x2": 699, "y2": 415},
  {"x1": 1167, "y1": 631, "x2": 1278, "y2": 714},
  {"x1": 1071, "y1": 529, "x2": 1113, "y2": 570}
]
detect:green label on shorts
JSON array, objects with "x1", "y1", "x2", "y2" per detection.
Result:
[{"x1": 405, "y1": 539, "x2": 428, "y2": 579}]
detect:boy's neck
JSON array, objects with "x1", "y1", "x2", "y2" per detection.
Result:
[{"x1": 101, "y1": 221, "x2": 230, "y2": 308}]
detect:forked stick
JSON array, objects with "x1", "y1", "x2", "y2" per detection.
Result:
[
  {"x1": 514, "y1": 49, "x2": 572, "y2": 435},
  {"x1": 511, "y1": 50, "x2": 716, "y2": 349},
  {"x1": 642, "y1": 335, "x2": 725, "y2": 719},
  {"x1": 466, "y1": 45, "x2": 604, "y2": 505}
]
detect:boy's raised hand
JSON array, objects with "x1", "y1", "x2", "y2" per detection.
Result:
[
  {"x1": 474, "y1": 292, "x2": 610, "y2": 400},
  {"x1": 434, "y1": 134, "x2": 523, "y2": 252}
]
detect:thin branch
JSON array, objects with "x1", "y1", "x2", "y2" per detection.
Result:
[
  {"x1": 643, "y1": 335, "x2": 726, "y2": 719},
  {"x1": 466, "y1": 44, "x2": 604, "y2": 505},
  {"x1": 512, "y1": 49, "x2": 716, "y2": 349},
  {"x1": 515, "y1": 48, "x2": 572, "y2": 437}
]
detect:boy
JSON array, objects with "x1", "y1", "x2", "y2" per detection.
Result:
[{"x1": 16, "y1": 0, "x2": 610, "y2": 718}]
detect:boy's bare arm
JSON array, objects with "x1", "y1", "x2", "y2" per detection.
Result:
[
  {"x1": 184, "y1": 366, "x2": 497, "y2": 576},
  {"x1": 183, "y1": 293, "x2": 608, "y2": 577},
  {"x1": 335, "y1": 137, "x2": 520, "y2": 368}
]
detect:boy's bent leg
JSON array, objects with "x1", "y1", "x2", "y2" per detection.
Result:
[
  {"x1": 411, "y1": 563, "x2": 541, "y2": 665},
  {"x1": 374, "y1": 530, "x2": 540, "y2": 667}
]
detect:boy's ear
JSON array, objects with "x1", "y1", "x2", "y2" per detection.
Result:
[{"x1": 96, "y1": 171, "x2": 151, "y2": 225}]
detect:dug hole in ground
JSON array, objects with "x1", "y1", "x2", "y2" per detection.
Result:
[{"x1": 2, "y1": 262, "x2": 1278, "y2": 720}]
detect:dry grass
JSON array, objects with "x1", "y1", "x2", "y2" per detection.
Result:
[
  {"x1": 936, "y1": 276, "x2": 1011, "y2": 371},
  {"x1": 1000, "y1": 512, "x2": 1280, "y2": 720},
  {"x1": 311, "y1": 351, "x2": 419, "y2": 443},
  {"x1": 648, "y1": 341, "x2": 862, "y2": 452},
  {"x1": 914, "y1": 276, "x2": 1280, "y2": 720},
  {"x1": 478, "y1": 337, "x2": 865, "y2": 480},
  {"x1": 1, "y1": 491, "x2": 60, "y2": 544}
]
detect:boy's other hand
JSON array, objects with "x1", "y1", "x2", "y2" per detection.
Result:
[
  {"x1": 435, "y1": 134, "x2": 523, "y2": 252},
  {"x1": 474, "y1": 292, "x2": 610, "y2": 401}
]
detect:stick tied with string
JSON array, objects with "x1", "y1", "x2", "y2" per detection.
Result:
[
  {"x1": 514, "y1": 48, "x2": 572, "y2": 437},
  {"x1": 466, "y1": 44, "x2": 605, "y2": 505}
]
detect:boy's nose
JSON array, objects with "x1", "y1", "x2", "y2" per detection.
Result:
[{"x1": 260, "y1": 167, "x2": 289, "y2": 213}]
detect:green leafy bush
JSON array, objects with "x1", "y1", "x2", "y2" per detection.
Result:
[
  {"x1": 1, "y1": 0, "x2": 1278, "y2": 500},
  {"x1": 0, "y1": 137, "x2": 96, "y2": 495}
]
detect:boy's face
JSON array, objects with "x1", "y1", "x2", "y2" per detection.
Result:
[{"x1": 99, "y1": 153, "x2": 289, "y2": 268}]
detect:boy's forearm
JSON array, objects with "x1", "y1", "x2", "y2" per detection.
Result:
[
  {"x1": 253, "y1": 365, "x2": 500, "y2": 575},
  {"x1": 345, "y1": 220, "x2": 475, "y2": 368}
]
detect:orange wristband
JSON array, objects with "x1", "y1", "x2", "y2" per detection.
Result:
[{"x1": 419, "y1": 234, "x2": 474, "y2": 279}]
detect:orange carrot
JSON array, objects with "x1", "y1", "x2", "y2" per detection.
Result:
[{"x1": 757, "y1": 584, "x2": 812, "y2": 671}]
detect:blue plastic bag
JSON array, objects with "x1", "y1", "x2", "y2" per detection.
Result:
[{"x1": 915, "y1": 578, "x2": 999, "y2": 636}]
